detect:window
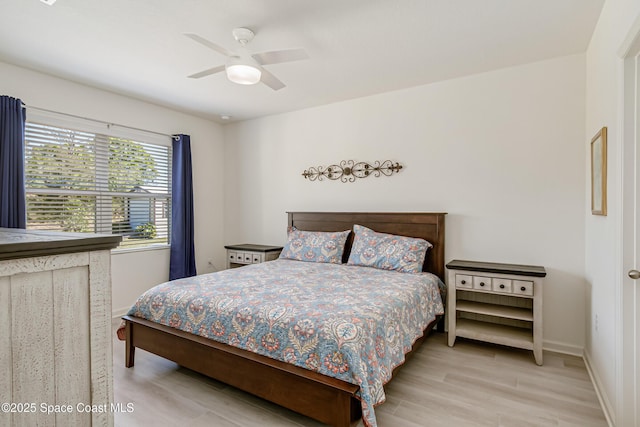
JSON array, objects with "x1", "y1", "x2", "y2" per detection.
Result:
[{"x1": 24, "y1": 120, "x2": 172, "y2": 249}]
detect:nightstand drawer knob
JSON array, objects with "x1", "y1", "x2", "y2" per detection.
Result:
[
  {"x1": 500, "y1": 284, "x2": 505, "y2": 289},
  {"x1": 521, "y1": 286, "x2": 526, "y2": 291},
  {"x1": 461, "y1": 280, "x2": 466, "y2": 284},
  {"x1": 480, "y1": 282, "x2": 486, "y2": 287}
]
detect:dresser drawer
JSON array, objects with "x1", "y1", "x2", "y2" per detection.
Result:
[
  {"x1": 455, "y1": 274, "x2": 473, "y2": 289},
  {"x1": 228, "y1": 251, "x2": 239, "y2": 263},
  {"x1": 226, "y1": 244, "x2": 283, "y2": 269},
  {"x1": 473, "y1": 276, "x2": 491, "y2": 291},
  {"x1": 231, "y1": 251, "x2": 251, "y2": 264},
  {"x1": 513, "y1": 280, "x2": 534, "y2": 296},
  {"x1": 492, "y1": 278, "x2": 512, "y2": 293}
]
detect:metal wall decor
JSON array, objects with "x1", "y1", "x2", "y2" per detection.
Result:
[{"x1": 302, "y1": 160, "x2": 403, "y2": 183}]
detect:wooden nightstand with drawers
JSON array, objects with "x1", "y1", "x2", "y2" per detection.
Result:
[
  {"x1": 446, "y1": 259, "x2": 546, "y2": 365},
  {"x1": 224, "y1": 244, "x2": 283, "y2": 269}
]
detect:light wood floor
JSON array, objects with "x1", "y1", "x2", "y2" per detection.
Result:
[{"x1": 112, "y1": 322, "x2": 607, "y2": 427}]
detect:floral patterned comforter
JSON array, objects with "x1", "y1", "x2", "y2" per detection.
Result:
[{"x1": 121, "y1": 259, "x2": 445, "y2": 427}]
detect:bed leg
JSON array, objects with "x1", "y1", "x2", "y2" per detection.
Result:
[
  {"x1": 334, "y1": 394, "x2": 352, "y2": 427},
  {"x1": 436, "y1": 315, "x2": 445, "y2": 333},
  {"x1": 125, "y1": 321, "x2": 135, "y2": 368}
]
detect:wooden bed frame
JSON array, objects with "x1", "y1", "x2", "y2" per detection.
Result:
[{"x1": 123, "y1": 212, "x2": 446, "y2": 427}]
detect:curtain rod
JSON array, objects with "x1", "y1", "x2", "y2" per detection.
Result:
[{"x1": 22, "y1": 103, "x2": 179, "y2": 140}]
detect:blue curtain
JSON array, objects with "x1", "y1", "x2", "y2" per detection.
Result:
[
  {"x1": 169, "y1": 134, "x2": 197, "y2": 280},
  {"x1": 0, "y1": 96, "x2": 26, "y2": 229}
]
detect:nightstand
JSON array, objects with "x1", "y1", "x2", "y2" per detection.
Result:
[
  {"x1": 224, "y1": 244, "x2": 283, "y2": 269},
  {"x1": 446, "y1": 259, "x2": 546, "y2": 365}
]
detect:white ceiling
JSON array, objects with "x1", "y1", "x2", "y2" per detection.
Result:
[{"x1": 0, "y1": 0, "x2": 604, "y2": 123}]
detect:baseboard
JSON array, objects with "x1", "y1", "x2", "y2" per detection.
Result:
[
  {"x1": 542, "y1": 339, "x2": 583, "y2": 357},
  {"x1": 112, "y1": 307, "x2": 129, "y2": 319},
  {"x1": 583, "y1": 349, "x2": 616, "y2": 427}
]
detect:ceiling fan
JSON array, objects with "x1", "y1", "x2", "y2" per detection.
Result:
[{"x1": 185, "y1": 28, "x2": 309, "y2": 91}]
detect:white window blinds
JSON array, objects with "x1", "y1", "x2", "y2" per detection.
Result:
[{"x1": 25, "y1": 121, "x2": 172, "y2": 249}]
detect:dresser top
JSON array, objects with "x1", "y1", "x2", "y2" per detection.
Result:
[
  {"x1": 224, "y1": 244, "x2": 283, "y2": 252},
  {"x1": 0, "y1": 228, "x2": 122, "y2": 260},
  {"x1": 446, "y1": 259, "x2": 546, "y2": 277}
]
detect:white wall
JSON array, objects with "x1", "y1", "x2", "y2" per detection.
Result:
[
  {"x1": 585, "y1": 0, "x2": 640, "y2": 425},
  {"x1": 0, "y1": 61, "x2": 226, "y2": 314},
  {"x1": 224, "y1": 54, "x2": 587, "y2": 353}
]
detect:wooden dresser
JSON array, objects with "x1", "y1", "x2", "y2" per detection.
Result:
[{"x1": 0, "y1": 228, "x2": 121, "y2": 427}]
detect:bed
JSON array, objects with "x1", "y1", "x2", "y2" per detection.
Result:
[{"x1": 120, "y1": 212, "x2": 446, "y2": 427}]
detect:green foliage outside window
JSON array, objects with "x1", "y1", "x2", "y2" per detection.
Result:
[
  {"x1": 135, "y1": 222, "x2": 157, "y2": 239},
  {"x1": 26, "y1": 128, "x2": 159, "y2": 236}
]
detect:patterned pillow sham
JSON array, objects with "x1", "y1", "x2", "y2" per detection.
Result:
[
  {"x1": 347, "y1": 224, "x2": 432, "y2": 273},
  {"x1": 279, "y1": 227, "x2": 350, "y2": 264}
]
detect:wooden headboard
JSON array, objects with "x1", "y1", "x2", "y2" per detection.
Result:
[{"x1": 287, "y1": 212, "x2": 447, "y2": 281}]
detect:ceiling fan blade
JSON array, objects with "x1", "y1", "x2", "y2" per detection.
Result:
[
  {"x1": 187, "y1": 65, "x2": 225, "y2": 79},
  {"x1": 252, "y1": 49, "x2": 309, "y2": 65},
  {"x1": 184, "y1": 33, "x2": 231, "y2": 57},
  {"x1": 259, "y1": 68, "x2": 286, "y2": 91}
]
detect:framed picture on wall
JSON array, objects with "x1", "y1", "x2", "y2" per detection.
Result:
[{"x1": 591, "y1": 127, "x2": 607, "y2": 216}]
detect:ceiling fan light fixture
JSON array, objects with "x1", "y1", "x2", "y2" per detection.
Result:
[
  {"x1": 226, "y1": 62, "x2": 261, "y2": 85},
  {"x1": 185, "y1": 27, "x2": 308, "y2": 90}
]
